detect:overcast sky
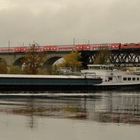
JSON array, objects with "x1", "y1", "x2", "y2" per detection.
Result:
[{"x1": 0, "y1": 0, "x2": 140, "y2": 46}]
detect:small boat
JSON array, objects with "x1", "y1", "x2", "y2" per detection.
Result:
[{"x1": 81, "y1": 64, "x2": 140, "y2": 90}]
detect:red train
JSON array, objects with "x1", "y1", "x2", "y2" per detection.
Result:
[{"x1": 0, "y1": 43, "x2": 140, "y2": 53}]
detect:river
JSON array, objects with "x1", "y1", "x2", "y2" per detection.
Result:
[{"x1": 0, "y1": 91, "x2": 140, "y2": 140}]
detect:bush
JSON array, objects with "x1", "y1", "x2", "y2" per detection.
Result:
[
  {"x1": 8, "y1": 66, "x2": 22, "y2": 74},
  {"x1": 0, "y1": 60, "x2": 8, "y2": 74}
]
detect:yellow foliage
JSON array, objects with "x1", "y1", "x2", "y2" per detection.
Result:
[{"x1": 58, "y1": 51, "x2": 81, "y2": 71}]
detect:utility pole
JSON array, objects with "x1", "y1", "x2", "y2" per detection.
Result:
[
  {"x1": 8, "y1": 40, "x2": 10, "y2": 54},
  {"x1": 73, "y1": 38, "x2": 76, "y2": 45}
]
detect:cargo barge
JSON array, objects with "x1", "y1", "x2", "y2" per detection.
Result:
[{"x1": 0, "y1": 74, "x2": 102, "y2": 91}]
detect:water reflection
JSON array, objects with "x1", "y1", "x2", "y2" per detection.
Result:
[
  {"x1": 94, "y1": 93, "x2": 140, "y2": 124},
  {"x1": 0, "y1": 92, "x2": 140, "y2": 128}
]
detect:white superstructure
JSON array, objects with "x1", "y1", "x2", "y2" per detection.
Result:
[{"x1": 81, "y1": 64, "x2": 140, "y2": 86}]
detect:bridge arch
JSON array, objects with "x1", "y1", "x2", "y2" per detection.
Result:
[
  {"x1": 43, "y1": 56, "x2": 62, "y2": 68},
  {"x1": 13, "y1": 57, "x2": 25, "y2": 66}
]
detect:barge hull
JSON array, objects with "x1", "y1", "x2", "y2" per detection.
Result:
[
  {"x1": 1, "y1": 83, "x2": 140, "y2": 92},
  {"x1": 0, "y1": 76, "x2": 102, "y2": 91}
]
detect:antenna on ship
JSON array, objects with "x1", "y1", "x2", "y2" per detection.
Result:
[
  {"x1": 73, "y1": 38, "x2": 76, "y2": 45},
  {"x1": 8, "y1": 40, "x2": 10, "y2": 54}
]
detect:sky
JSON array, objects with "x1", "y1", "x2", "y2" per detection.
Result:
[{"x1": 0, "y1": 0, "x2": 140, "y2": 47}]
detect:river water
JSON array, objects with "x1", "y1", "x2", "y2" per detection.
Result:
[{"x1": 0, "y1": 91, "x2": 140, "y2": 140}]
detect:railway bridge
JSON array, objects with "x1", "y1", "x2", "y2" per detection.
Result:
[{"x1": 0, "y1": 43, "x2": 140, "y2": 68}]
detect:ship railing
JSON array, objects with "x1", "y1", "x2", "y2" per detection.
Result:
[{"x1": 81, "y1": 72, "x2": 101, "y2": 79}]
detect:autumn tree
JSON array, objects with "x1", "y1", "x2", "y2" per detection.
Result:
[
  {"x1": 58, "y1": 51, "x2": 82, "y2": 72},
  {"x1": 94, "y1": 48, "x2": 111, "y2": 64},
  {"x1": 23, "y1": 43, "x2": 45, "y2": 74}
]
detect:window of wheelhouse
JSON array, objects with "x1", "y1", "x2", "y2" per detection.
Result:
[
  {"x1": 128, "y1": 77, "x2": 131, "y2": 81},
  {"x1": 123, "y1": 77, "x2": 127, "y2": 81},
  {"x1": 132, "y1": 77, "x2": 135, "y2": 81},
  {"x1": 108, "y1": 77, "x2": 113, "y2": 81}
]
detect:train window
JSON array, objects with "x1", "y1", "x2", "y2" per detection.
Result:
[
  {"x1": 124, "y1": 44, "x2": 128, "y2": 46},
  {"x1": 137, "y1": 77, "x2": 139, "y2": 80}
]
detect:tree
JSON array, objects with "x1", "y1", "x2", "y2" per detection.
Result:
[
  {"x1": 58, "y1": 51, "x2": 82, "y2": 72},
  {"x1": 94, "y1": 48, "x2": 110, "y2": 64},
  {"x1": 23, "y1": 43, "x2": 45, "y2": 74}
]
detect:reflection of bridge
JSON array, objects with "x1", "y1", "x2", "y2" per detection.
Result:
[{"x1": 1, "y1": 43, "x2": 140, "y2": 67}]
